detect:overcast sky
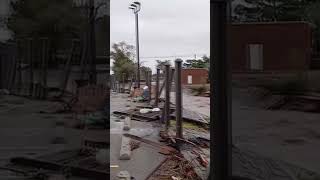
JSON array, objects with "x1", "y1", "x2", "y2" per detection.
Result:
[{"x1": 110, "y1": 0, "x2": 210, "y2": 73}]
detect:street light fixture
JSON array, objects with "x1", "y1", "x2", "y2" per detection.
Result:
[{"x1": 129, "y1": 1, "x2": 141, "y2": 88}]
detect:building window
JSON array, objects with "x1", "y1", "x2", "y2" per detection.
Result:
[{"x1": 248, "y1": 44, "x2": 263, "y2": 71}]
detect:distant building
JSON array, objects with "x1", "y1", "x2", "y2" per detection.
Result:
[
  {"x1": 181, "y1": 68, "x2": 208, "y2": 85},
  {"x1": 228, "y1": 22, "x2": 313, "y2": 72}
]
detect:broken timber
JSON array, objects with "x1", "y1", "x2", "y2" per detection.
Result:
[
  {"x1": 170, "y1": 108, "x2": 209, "y2": 125},
  {"x1": 123, "y1": 133, "x2": 178, "y2": 154},
  {"x1": 113, "y1": 109, "x2": 161, "y2": 121},
  {"x1": 9, "y1": 149, "x2": 109, "y2": 180}
]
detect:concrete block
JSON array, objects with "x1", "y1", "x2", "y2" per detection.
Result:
[
  {"x1": 119, "y1": 136, "x2": 131, "y2": 160},
  {"x1": 123, "y1": 116, "x2": 131, "y2": 131}
]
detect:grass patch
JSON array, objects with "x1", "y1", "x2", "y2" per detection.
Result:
[{"x1": 170, "y1": 120, "x2": 207, "y2": 131}]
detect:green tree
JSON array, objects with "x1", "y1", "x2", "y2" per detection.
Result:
[
  {"x1": 7, "y1": 0, "x2": 86, "y2": 66},
  {"x1": 233, "y1": 0, "x2": 315, "y2": 22},
  {"x1": 111, "y1": 42, "x2": 135, "y2": 81},
  {"x1": 7, "y1": 0, "x2": 85, "y2": 40},
  {"x1": 183, "y1": 55, "x2": 209, "y2": 69}
]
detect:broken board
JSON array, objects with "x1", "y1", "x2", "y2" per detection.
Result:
[
  {"x1": 113, "y1": 109, "x2": 161, "y2": 122},
  {"x1": 170, "y1": 109, "x2": 209, "y2": 125},
  {"x1": 8, "y1": 149, "x2": 109, "y2": 180}
]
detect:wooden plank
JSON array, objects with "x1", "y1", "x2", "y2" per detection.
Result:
[
  {"x1": 123, "y1": 133, "x2": 178, "y2": 154},
  {"x1": 170, "y1": 109, "x2": 209, "y2": 125},
  {"x1": 10, "y1": 153, "x2": 109, "y2": 179}
]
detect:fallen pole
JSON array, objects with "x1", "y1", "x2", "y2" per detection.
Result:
[
  {"x1": 159, "y1": 68, "x2": 175, "y2": 97},
  {"x1": 175, "y1": 59, "x2": 183, "y2": 138}
]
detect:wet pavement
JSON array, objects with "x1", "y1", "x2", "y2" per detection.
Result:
[
  {"x1": 0, "y1": 95, "x2": 94, "y2": 179},
  {"x1": 110, "y1": 92, "x2": 166, "y2": 180}
]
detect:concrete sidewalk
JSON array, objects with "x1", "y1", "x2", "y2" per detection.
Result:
[{"x1": 110, "y1": 92, "x2": 166, "y2": 180}]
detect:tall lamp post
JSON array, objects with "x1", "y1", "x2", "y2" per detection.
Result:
[{"x1": 129, "y1": 1, "x2": 141, "y2": 88}]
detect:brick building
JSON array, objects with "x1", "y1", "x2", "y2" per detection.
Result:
[
  {"x1": 181, "y1": 68, "x2": 208, "y2": 85},
  {"x1": 227, "y1": 22, "x2": 313, "y2": 72}
]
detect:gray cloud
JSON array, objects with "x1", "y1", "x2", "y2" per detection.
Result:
[{"x1": 110, "y1": 0, "x2": 210, "y2": 73}]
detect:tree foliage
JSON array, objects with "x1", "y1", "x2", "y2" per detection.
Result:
[
  {"x1": 233, "y1": 0, "x2": 315, "y2": 22},
  {"x1": 111, "y1": 42, "x2": 135, "y2": 81},
  {"x1": 7, "y1": 0, "x2": 85, "y2": 39},
  {"x1": 183, "y1": 55, "x2": 210, "y2": 69}
]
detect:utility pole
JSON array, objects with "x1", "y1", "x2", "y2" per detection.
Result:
[
  {"x1": 88, "y1": 0, "x2": 97, "y2": 84},
  {"x1": 129, "y1": 2, "x2": 141, "y2": 88},
  {"x1": 211, "y1": 0, "x2": 231, "y2": 179}
]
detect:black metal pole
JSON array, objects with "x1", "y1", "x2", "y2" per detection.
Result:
[
  {"x1": 89, "y1": 0, "x2": 97, "y2": 84},
  {"x1": 148, "y1": 70, "x2": 152, "y2": 102},
  {"x1": 135, "y1": 12, "x2": 140, "y2": 88},
  {"x1": 122, "y1": 73, "x2": 125, "y2": 93},
  {"x1": 28, "y1": 38, "x2": 33, "y2": 96},
  {"x1": 211, "y1": 0, "x2": 231, "y2": 179},
  {"x1": 164, "y1": 64, "x2": 171, "y2": 131},
  {"x1": 175, "y1": 59, "x2": 183, "y2": 138},
  {"x1": 155, "y1": 68, "x2": 160, "y2": 107}
]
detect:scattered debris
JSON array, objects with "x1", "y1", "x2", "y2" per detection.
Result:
[
  {"x1": 123, "y1": 133, "x2": 178, "y2": 154},
  {"x1": 8, "y1": 149, "x2": 109, "y2": 179},
  {"x1": 172, "y1": 176, "x2": 182, "y2": 180},
  {"x1": 130, "y1": 140, "x2": 140, "y2": 151},
  {"x1": 147, "y1": 156, "x2": 201, "y2": 180},
  {"x1": 188, "y1": 137, "x2": 209, "y2": 148},
  {"x1": 113, "y1": 109, "x2": 161, "y2": 122},
  {"x1": 140, "y1": 108, "x2": 152, "y2": 114},
  {"x1": 117, "y1": 171, "x2": 131, "y2": 180},
  {"x1": 0, "y1": 89, "x2": 10, "y2": 95},
  {"x1": 170, "y1": 109, "x2": 209, "y2": 125},
  {"x1": 152, "y1": 108, "x2": 160, "y2": 112}
]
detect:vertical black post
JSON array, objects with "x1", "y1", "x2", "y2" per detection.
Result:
[
  {"x1": 40, "y1": 38, "x2": 49, "y2": 99},
  {"x1": 175, "y1": 59, "x2": 183, "y2": 138},
  {"x1": 135, "y1": 12, "x2": 140, "y2": 88},
  {"x1": 164, "y1": 64, "x2": 171, "y2": 131},
  {"x1": 118, "y1": 81, "x2": 120, "y2": 93},
  {"x1": 155, "y1": 68, "x2": 160, "y2": 107},
  {"x1": 28, "y1": 38, "x2": 34, "y2": 96},
  {"x1": 88, "y1": 0, "x2": 97, "y2": 84},
  {"x1": 211, "y1": 0, "x2": 231, "y2": 179},
  {"x1": 148, "y1": 70, "x2": 152, "y2": 102},
  {"x1": 129, "y1": 76, "x2": 133, "y2": 93},
  {"x1": 17, "y1": 39, "x2": 22, "y2": 94},
  {"x1": 122, "y1": 73, "x2": 125, "y2": 93}
]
